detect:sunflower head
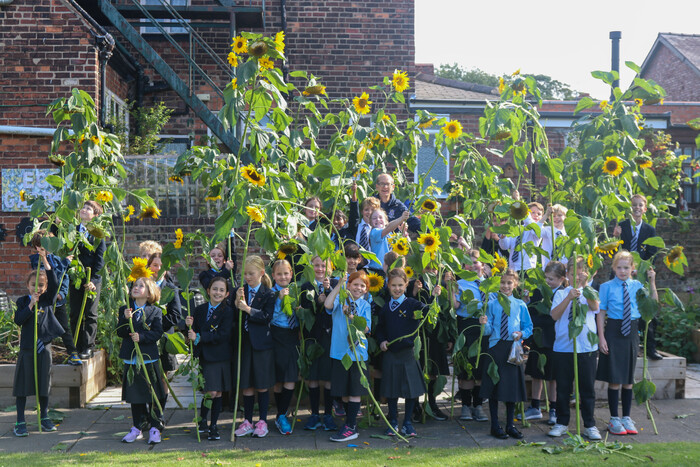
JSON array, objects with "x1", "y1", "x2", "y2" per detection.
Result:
[
  {"x1": 492, "y1": 253, "x2": 508, "y2": 274},
  {"x1": 587, "y1": 254, "x2": 594, "y2": 269},
  {"x1": 664, "y1": 245, "x2": 684, "y2": 267},
  {"x1": 246, "y1": 205, "x2": 265, "y2": 224},
  {"x1": 86, "y1": 224, "x2": 106, "y2": 239},
  {"x1": 302, "y1": 85, "x2": 326, "y2": 97},
  {"x1": 241, "y1": 164, "x2": 266, "y2": 187},
  {"x1": 95, "y1": 190, "x2": 113, "y2": 204},
  {"x1": 48, "y1": 154, "x2": 66, "y2": 167},
  {"x1": 258, "y1": 57, "x2": 274, "y2": 70},
  {"x1": 635, "y1": 156, "x2": 653, "y2": 170},
  {"x1": 492, "y1": 125, "x2": 511, "y2": 141},
  {"x1": 356, "y1": 144, "x2": 368, "y2": 163},
  {"x1": 127, "y1": 257, "x2": 154, "y2": 282},
  {"x1": 169, "y1": 175, "x2": 184, "y2": 184},
  {"x1": 353, "y1": 92, "x2": 373, "y2": 115},
  {"x1": 392, "y1": 237, "x2": 410, "y2": 256},
  {"x1": 595, "y1": 239, "x2": 624, "y2": 258},
  {"x1": 20, "y1": 189, "x2": 27, "y2": 202},
  {"x1": 174, "y1": 228, "x2": 184, "y2": 249},
  {"x1": 418, "y1": 117, "x2": 437, "y2": 129},
  {"x1": 443, "y1": 120, "x2": 463, "y2": 139},
  {"x1": 231, "y1": 36, "x2": 247, "y2": 54},
  {"x1": 420, "y1": 198, "x2": 438, "y2": 212},
  {"x1": 602, "y1": 156, "x2": 624, "y2": 176},
  {"x1": 405, "y1": 266, "x2": 415, "y2": 279},
  {"x1": 274, "y1": 31, "x2": 285, "y2": 52},
  {"x1": 367, "y1": 272, "x2": 385, "y2": 293},
  {"x1": 417, "y1": 232, "x2": 442, "y2": 254},
  {"x1": 509, "y1": 201, "x2": 529, "y2": 220},
  {"x1": 635, "y1": 98, "x2": 644, "y2": 107},
  {"x1": 249, "y1": 41, "x2": 268, "y2": 57},
  {"x1": 227, "y1": 52, "x2": 238, "y2": 68},
  {"x1": 138, "y1": 206, "x2": 161, "y2": 220},
  {"x1": 277, "y1": 242, "x2": 298, "y2": 259},
  {"x1": 498, "y1": 77, "x2": 506, "y2": 94},
  {"x1": 391, "y1": 70, "x2": 410, "y2": 93}
]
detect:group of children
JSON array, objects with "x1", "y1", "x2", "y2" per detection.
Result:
[{"x1": 13, "y1": 191, "x2": 660, "y2": 445}]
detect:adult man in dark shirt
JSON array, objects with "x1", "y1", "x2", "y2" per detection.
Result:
[{"x1": 374, "y1": 173, "x2": 421, "y2": 233}]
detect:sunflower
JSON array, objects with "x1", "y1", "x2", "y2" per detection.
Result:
[
  {"x1": 405, "y1": 266, "x2": 415, "y2": 279},
  {"x1": 352, "y1": 92, "x2": 372, "y2": 115},
  {"x1": 356, "y1": 144, "x2": 368, "y2": 163},
  {"x1": 391, "y1": 70, "x2": 409, "y2": 92},
  {"x1": 241, "y1": 165, "x2": 266, "y2": 187},
  {"x1": 639, "y1": 159, "x2": 653, "y2": 169},
  {"x1": 90, "y1": 135, "x2": 100, "y2": 145},
  {"x1": 48, "y1": 154, "x2": 66, "y2": 167},
  {"x1": 231, "y1": 78, "x2": 238, "y2": 89},
  {"x1": 258, "y1": 57, "x2": 274, "y2": 70},
  {"x1": 420, "y1": 198, "x2": 438, "y2": 212},
  {"x1": 443, "y1": 120, "x2": 463, "y2": 139},
  {"x1": 174, "y1": 228, "x2": 184, "y2": 249},
  {"x1": 124, "y1": 205, "x2": 135, "y2": 222},
  {"x1": 95, "y1": 190, "x2": 113, "y2": 204},
  {"x1": 346, "y1": 127, "x2": 354, "y2": 136},
  {"x1": 392, "y1": 237, "x2": 410, "y2": 256},
  {"x1": 87, "y1": 224, "x2": 106, "y2": 239},
  {"x1": 418, "y1": 117, "x2": 437, "y2": 129},
  {"x1": 595, "y1": 239, "x2": 624, "y2": 258},
  {"x1": 353, "y1": 167, "x2": 368, "y2": 178},
  {"x1": 77, "y1": 134, "x2": 85, "y2": 145},
  {"x1": 498, "y1": 77, "x2": 506, "y2": 94},
  {"x1": 302, "y1": 85, "x2": 326, "y2": 96},
  {"x1": 587, "y1": 254, "x2": 594, "y2": 269},
  {"x1": 599, "y1": 100, "x2": 610, "y2": 110},
  {"x1": 664, "y1": 246, "x2": 684, "y2": 268},
  {"x1": 204, "y1": 193, "x2": 222, "y2": 202},
  {"x1": 274, "y1": 31, "x2": 285, "y2": 53},
  {"x1": 249, "y1": 41, "x2": 268, "y2": 57},
  {"x1": 510, "y1": 201, "x2": 529, "y2": 220},
  {"x1": 20, "y1": 189, "x2": 26, "y2": 202},
  {"x1": 417, "y1": 232, "x2": 442, "y2": 254},
  {"x1": 367, "y1": 272, "x2": 385, "y2": 293},
  {"x1": 602, "y1": 156, "x2": 624, "y2": 176},
  {"x1": 127, "y1": 257, "x2": 154, "y2": 282},
  {"x1": 138, "y1": 206, "x2": 161, "y2": 220},
  {"x1": 246, "y1": 206, "x2": 265, "y2": 223},
  {"x1": 231, "y1": 35, "x2": 247, "y2": 54},
  {"x1": 227, "y1": 52, "x2": 238, "y2": 67},
  {"x1": 492, "y1": 253, "x2": 508, "y2": 274},
  {"x1": 169, "y1": 175, "x2": 184, "y2": 184},
  {"x1": 277, "y1": 243, "x2": 298, "y2": 260},
  {"x1": 634, "y1": 98, "x2": 643, "y2": 107}
]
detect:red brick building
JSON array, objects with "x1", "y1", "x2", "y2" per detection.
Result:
[{"x1": 640, "y1": 33, "x2": 700, "y2": 103}]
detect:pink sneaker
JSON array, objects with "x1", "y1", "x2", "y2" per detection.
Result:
[
  {"x1": 122, "y1": 426, "x2": 143, "y2": 443},
  {"x1": 252, "y1": 420, "x2": 269, "y2": 438},
  {"x1": 148, "y1": 427, "x2": 161, "y2": 444},
  {"x1": 235, "y1": 419, "x2": 254, "y2": 437}
]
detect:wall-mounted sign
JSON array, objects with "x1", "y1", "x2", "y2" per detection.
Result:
[{"x1": 2, "y1": 168, "x2": 62, "y2": 212}]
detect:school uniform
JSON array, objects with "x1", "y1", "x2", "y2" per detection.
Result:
[
  {"x1": 480, "y1": 295, "x2": 533, "y2": 403},
  {"x1": 498, "y1": 216, "x2": 541, "y2": 271},
  {"x1": 192, "y1": 301, "x2": 233, "y2": 392},
  {"x1": 596, "y1": 277, "x2": 643, "y2": 385},
  {"x1": 300, "y1": 278, "x2": 338, "y2": 381},
  {"x1": 480, "y1": 234, "x2": 509, "y2": 261},
  {"x1": 375, "y1": 295, "x2": 426, "y2": 399},
  {"x1": 409, "y1": 277, "x2": 450, "y2": 377},
  {"x1": 30, "y1": 252, "x2": 76, "y2": 355},
  {"x1": 234, "y1": 284, "x2": 276, "y2": 389},
  {"x1": 368, "y1": 283, "x2": 388, "y2": 373},
  {"x1": 332, "y1": 201, "x2": 360, "y2": 249},
  {"x1": 524, "y1": 286, "x2": 562, "y2": 381},
  {"x1": 376, "y1": 193, "x2": 421, "y2": 233},
  {"x1": 199, "y1": 266, "x2": 236, "y2": 304},
  {"x1": 455, "y1": 278, "x2": 489, "y2": 380},
  {"x1": 327, "y1": 295, "x2": 371, "y2": 397},
  {"x1": 551, "y1": 287, "x2": 599, "y2": 428},
  {"x1": 540, "y1": 226, "x2": 568, "y2": 268},
  {"x1": 69, "y1": 225, "x2": 105, "y2": 355},
  {"x1": 157, "y1": 273, "x2": 183, "y2": 372},
  {"x1": 270, "y1": 284, "x2": 300, "y2": 384},
  {"x1": 13, "y1": 268, "x2": 64, "y2": 397},
  {"x1": 368, "y1": 227, "x2": 390, "y2": 270}
]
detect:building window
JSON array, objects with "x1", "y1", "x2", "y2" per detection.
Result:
[
  {"x1": 140, "y1": 0, "x2": 190, "y2": 35},
  {"x1": 678, "y1": 145, "x2": 700, "y2": 205},
  {"x1": 414, "y1": 115, "x2": 450, "y2": 198},
  {"x1": 105, "y1": 90, "x2": 129, "y2": 138}
]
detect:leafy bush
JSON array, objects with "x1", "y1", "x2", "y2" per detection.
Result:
[{"x1": 656, "y1": 289, "x2": 700, "y2": 361}]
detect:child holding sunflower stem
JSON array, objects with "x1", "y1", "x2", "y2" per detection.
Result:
[{"x1": 369, "y1": 209, "x2": 409, "y2": 270}]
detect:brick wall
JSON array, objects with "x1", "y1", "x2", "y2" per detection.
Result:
[{"x1": 642, "y1": 44, "x2": 700, "y2": 102}]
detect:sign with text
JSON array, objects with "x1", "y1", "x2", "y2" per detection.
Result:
[{"x1": 2, "y1": 168, "x2": 62, "y2": 212}]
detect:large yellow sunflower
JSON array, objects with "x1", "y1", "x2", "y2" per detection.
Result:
[
  {"x1": 246, "y1": 205, "x2": 265, "y2": 223},
  {"x1": 492, "y1": 253, "x2": 508, "y2": 274},
  {"x1": 227, "y1": 52, "x2": 238, "y2": 68},
  {"x1": 274, "y1": 31, "x2": 285, "y2": 53},
  {"x1": 404, "y1": 266, "x2": 415, "y2": 279},
  {"x1": 138, "y1": 206, "x2": 161, "y2": 220},
  {"x1": 353, "y1": 92, "x2": 372, "y2": 115},
  {"x1": 174, "y1": 228, "x2": 184, "y2": 249},
  {"x1": 392, "y1": 237, "x2": 410, "y2": 256},
  {"x1": 367, "y1": 272, "x2": 385, "y2": 293},
  {"x1": 392, "y1": 70, "x2": 410, "y2": 92},
  {"x1": 258, "y1": 57, "x2": 274, "y2": 70},
  {"x1": 420, "y1": 198, "x2": 438, "y2": 212},
  {"x1": 595, "y1": 239, "x2": 624, "y2": 258},
  {"x1": 231, "y1": 36, "x2": 247, "y2": 54},
  {"x1": 602, "y1": 156, "x2": 624, "y2": 176},
  {"x1": 241, "y1": 165, "x2": 266, "y2": 187},
  {"x1": 443, "y1": 120, "x2": 463, "y2": 139},
  {"x1": 417, "y1": 232, "x2": 442, "y2": 254},
  {"x1": 95, "y1": 190, "x2": 113, "y2": 204},
  {"x1": 664, "y1": 245, "x2": 684, "y2": 268},
  {"x1": 128, "y1": 257, "x2": 154, "y2": 282}
]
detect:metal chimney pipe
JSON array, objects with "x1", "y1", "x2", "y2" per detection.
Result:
[{"x1": 610, "y1": 31, "x2": 621, "y2": 100}]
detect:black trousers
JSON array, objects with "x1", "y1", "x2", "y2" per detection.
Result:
[
  {"x1": 70, "y1": 282, "x2": 101, "y2": 353},
  {"x1": 553, "y1": 351, "x2": 597, "y2": 428},
  {"x1": 54, "y1": 304, "x2": 77, "y2": 354}
]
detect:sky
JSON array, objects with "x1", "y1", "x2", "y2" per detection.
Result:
[{"x1": 415, "y1": 0, "x2": 700, "y2": 100}]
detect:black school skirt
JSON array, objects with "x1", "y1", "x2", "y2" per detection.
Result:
[
  {"x1": 122, "y1": 361, "x2": 167, "y2": 404},
  {"x1": 524, "y1": 345, "x2": 555, "y2": 381},
  {"x1": 307, "y1": 333, "x2": 333, "y2": 381},
  {"x1": 457, "y1": 317, "x2": 489, "y2": 380},
  {"x1": 380, "y1": 348, "x2": 426, "y2": 399},
  {"x1": 479, "y1": 340, "x2": 527, "y2": 403},
  {"x1": 425, "y1": 327, "x2": 450, "y2": 377},
  {"x1": 271, "y1": 325, "x2": 300, "y2": 383},
  {"x1": 596, "y1": 319, "x2": 639, "y2": 385},
  {"x1": 330, "y1": 358, "x2": 369, "y2": 398},
  {"x1": 202, "y1": 360, "x2": 232, "y2": 392},
  {"x1": 239, "y1": 337, "x2": 275, "y2": 390},
  {"x1": 13, "y1": 346, "x2": 52, "y2": 397}
]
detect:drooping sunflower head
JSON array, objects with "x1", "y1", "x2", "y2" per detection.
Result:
[
  {"x1": 127, "y1": 257, "x2": 154, "y2": 282},
  {"x1": 420, "y1": 198, "x2": 438, "y2": 212},
  {"x1": 174, "y1": 228, "x2": 184, "y2": 249},
  {"x1": 367, "y1": 272, "x2": 385, "y2": 293},
  {"x1": 353, "y1": 92, "x2": 372, "y2": 115},
  {"x1": 602, "y1": 156, "x2": 624, "y2": 176},
  {"x1": 124, "y1": 205, "x2": 135, "y2": 222},
  {"x1": 418, "y1": 117, "x2": 437, "y2": 129},
  {"x1": 138, "y1": 206, "x2": 161, "y2": 220},
  {"x1": 587, "y1": 254, "x2": 594, "y2": 269},
  {"x1": 95, "y1": 190, "x2": 113, "y2": 204},
  {"x1": 417, "y1": 232, "x2": 442, "y2": 254},
  {"x1": 594, "y1": 239, "x2": 624, "y2": 258},
  {"x1": 277, "y1": 242, "x2": 298, "y2": 260},
  {"x1": 246, "y1": 205, "x2": 265, "y2": 224},
  {"x1": 405, "y1": 266, "x2": 415, "y2": 279},
  {"x1": 391, "y1": 69, "x2": 410, "y2": 93},
  {"x1": 249, "y1": 41, "x2": 268, "y2": 57},
  {"x1": 635, "y1": 155, "x2": 653, "y2": 170},
  {"x1": 258, "y1": 57, "x2": 274, "y2": 70},
  {"x1": 48, "y1": 154, "x2": 66, "y2": 167},
  {"x1": 664, "y1": 245, "x2": 684, "y2": 267},
  {"x1": 241, "y1": 164, "x2": 266, "y2": 187},
  {"x1": 509, "y1": 201, "x2": 530, "y2": 220},
  {"x1": 169, "y1": 175, "x2": 184, "y2": 184},
  {"x1": 443, "y1": 119, "x2": 463, "y2": 139},
  {"x1": 392, "y1": 237, "x2": 410, "y2": 256},
  {"x1": 86, "y1": 224, "x2": 106, "y2": 239},
  {"x1": 302, "y1": 85, "x2": 326, "y2": 97},
  {"x1": 231, "y1": 35, "x2": 247, "y2": 54},
  {"x1": 492, "y1": 253, "x2": 508, "y2": 274}
]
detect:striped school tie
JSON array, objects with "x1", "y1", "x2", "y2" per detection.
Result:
[
  {"x1": 554, "y1": 231, "x2": 562, "y2": 260},
  {"x1": 500, "y1": 310, "x2": 509, "y2": 340},
  {"x1": 621, "y1": 282, "x2": 631, "y2": 336},
  {"x1": 474, "y1": 280, "x2": 486, "y2": 302},
  {"x1": 511, "y1": 235, "x2": 522, "y2": 264},
  {"x1": 630, "y1": 226, "x2": 638, "y2": 253},
  {"x1": 133, "y1": 306, "x2": 143, "y2": 322},
  {"x1": 206, "y1": 304, "x2": 216, "y2": 322},
  {"x1": 359, "y1": 224, "x2": 370, "y2": 250},
  {"x1": 37, "y1": 339, "x2": 45, "y2": 354},
  {"x1": 245, "y1": 289, "x2": 256, "y2": 332}
]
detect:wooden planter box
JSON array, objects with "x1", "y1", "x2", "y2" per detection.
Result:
[
  {"x1": 692, "y1": 329, "x2": 700, "y2": 363},
  {"x1": 0, "y1": 349, "x2": 107, "y2": 408}
]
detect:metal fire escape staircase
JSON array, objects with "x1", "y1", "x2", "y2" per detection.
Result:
[{"x1": 91, "y1": 0, "x2": 265, "y2": 157}]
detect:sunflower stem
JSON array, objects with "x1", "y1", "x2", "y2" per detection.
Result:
[
  {"x1": 33, "y1": 267, "x2": 42, "y2": 433},
  {"x1": 72, "y1": 267, "x2": 92, "y2": 348}
]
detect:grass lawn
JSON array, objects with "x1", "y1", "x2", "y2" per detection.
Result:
[{"x1": 0, "y1": 443, "x2": 698, "y2": 466}]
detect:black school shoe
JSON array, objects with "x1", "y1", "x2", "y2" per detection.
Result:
[
  {"x1": 198, "y1": 419, "x2": 209, "y2": 434},
  {"x1": 506, "y1": 425, "x2": 524, "y2": 439},
  {"x1": 490, "y1": 425, "x2": 508, "y2": 439},
  {"x1": 208, "y1": 425, "x2": 221, "y2": 440}
]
